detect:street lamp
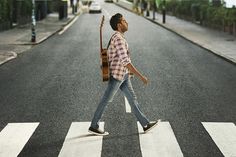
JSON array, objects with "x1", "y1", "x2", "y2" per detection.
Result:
[{"x1": 31, "y1": 0, "x2": 36, "y2": 42}]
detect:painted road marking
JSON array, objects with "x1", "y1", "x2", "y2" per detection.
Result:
[
  {"x1": 1, "y1": 121, "x2": 235, "y2": 157},
  {"x1": 202, "y1": 122, "x2": 236, "y2": 157},
  {"x1": 0, "y1": 51, "x2": 17, "y2": 65},
  {"x1": 58, "y1": 122, "x2": 105, "y2": 157},
  {"x1": 58, "y1": 16, "x2": 79, "y2": 35},
  {"x1": 138, "y1": 121, "x2": 184, "y2": 157},
  {"x1": 0, "y1": 123, "x2": 39, "y2": 157},
  {"x1": 124, "y1": 96, "x2": 131, "y2": 113}
]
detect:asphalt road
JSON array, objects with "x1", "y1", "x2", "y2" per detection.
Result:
[{"x1": 0, "y1": 1, "x2": 236, "y2": 157}]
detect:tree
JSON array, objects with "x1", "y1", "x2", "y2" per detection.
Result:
[{"x1": 212, "y1": 0, "x2": 221, "y2": 7}]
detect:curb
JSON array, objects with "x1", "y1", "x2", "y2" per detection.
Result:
[
  {"x1": 115, "y1": 2, "x2": 236, "y2": 65},
  {"x1": 144, "y1": 17, "x2": 236, "y2": 65},
  {"x1": 19, "y1": 13, "x2": 80, "y2": 46},
  {"x1": 144, "y1": 17, "x2": 236, "y2": 64},
  {"x1": 36, "y1": 12, "x2": 81, "y2": 44},
  {"x1": 0, "y1": 12, "x2": 80, "y2": 66},
  {"x1": 0, "y1": 51, "x2": 17, "y2": 65}
]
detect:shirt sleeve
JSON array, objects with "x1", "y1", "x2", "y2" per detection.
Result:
[{"x1": 114, "y1": 37, "x2": 131, "y2": 66}]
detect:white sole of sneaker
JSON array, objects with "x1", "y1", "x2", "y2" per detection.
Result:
[
  {"x1": 144, "y1": 119, "x2": 161, "y2": 133},
  {"x1": 88, "y1": 130, "x2": 109, "y2": 136}
]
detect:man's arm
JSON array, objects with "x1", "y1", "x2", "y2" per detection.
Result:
[{"x1": 125, "y1": 63, "x2": 148, "y2": 84}]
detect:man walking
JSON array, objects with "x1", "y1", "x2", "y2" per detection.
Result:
[{"x1": 89, "y1": 13, "x2": 160, "y2": 135}]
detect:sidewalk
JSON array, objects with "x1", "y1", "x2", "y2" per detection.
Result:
[
  {"x1": 0, "y1": 8, "x2": 78, "y2": 65},
  {"x1": 1, "y1": 2, "x2": 236, "y2": 65},
  {"x1": 116, "y1": 0, "x2": 236, "y2": 64}
]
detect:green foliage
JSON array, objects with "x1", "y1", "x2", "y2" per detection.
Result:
[
  {"x1": 0, "y1": 0, "x2": 32, "y2": 23},
  {"x1": 225, "y1": 8, "x2": 236, "y2": 25},
  {"x1": 164, "y1": 0, "x2": 236, "y2": 28},
  {"x1": 176, "y1": 0, "x2": 192, "y2": 15},
  {"x1": 18, "y1": 0, "x2": 32, "y2": 18},
  {"x1": 127, "y1": 0, "x2": 134, "y2": 3},
  {"x1": 165, "y1": 0, "x2": 178, "y2": 15},
  {"x1": 0, "y1": 0, "x2": 10, "y2": 22}
]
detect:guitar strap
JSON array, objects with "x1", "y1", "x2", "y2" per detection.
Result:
[
  {"x1": 106, "y1": 34, "x2": 116, "y2": 49},
  {"x1": 106, "y1": 39, "x2": 111, "y2": 49}
]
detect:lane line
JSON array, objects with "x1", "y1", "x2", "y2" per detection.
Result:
[
  {"x1": 58, "y1": 122, "x2": 105, "y2": 157},
  {"x1": 0, "y1": 123, "x2": 39, "y2": 157},
  {"x1": 58, "y1": 16, "x2": 79, "y2": 35},
  {"x1": 202, "y1": 122, "x2": 236, "y2": 157},
  {"x1": 124, "y1": 96, "x2": 131, "y2": 113},
  {"x1": 138, "y1": 121, "x2": 184, "y2": 157}
]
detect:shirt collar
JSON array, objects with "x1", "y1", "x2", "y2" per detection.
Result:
[{"x1": 115, "y1": 31, "x2": 125, "y2": 38}]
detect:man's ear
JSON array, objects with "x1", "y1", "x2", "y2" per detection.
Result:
[{"x1": 117, "y1": 23, "x2": 121, "y2": 29}]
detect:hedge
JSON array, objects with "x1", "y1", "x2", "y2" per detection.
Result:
[
  {"x1": 164, "y1": 0, "x2": 236, "y2": 32},
  {"x1": 0, "y1": 0, "x2": 11, "y2": 23}
]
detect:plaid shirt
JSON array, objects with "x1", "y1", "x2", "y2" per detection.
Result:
[{"x1": 108, "y1": 31, "x2": 131, "y2": 81}]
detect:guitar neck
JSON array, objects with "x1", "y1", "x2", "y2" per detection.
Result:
[
  {"x1": 100, "y1": 27, "x2": 103, "y2": 52},
  {"x1": 100, "y1": 15, "x2": 105, "y2": 53}
]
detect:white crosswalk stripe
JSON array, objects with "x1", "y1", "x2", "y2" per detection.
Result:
[
  {"x1": 137, "y1": 121, "x2": 184, "y2": 157},
  {"x1": 0, "y1": 121, "x2": 235, "y2": 157},
  {"x1": 202, "y1": 122, "x2": 236, "y2": 157},
  {"x1": 58, "y1": 122, "x2": 105, "y2": 157},
  {"x1": 124, "y1": 96, "x2": 131, "y2": 113},
  {"x1": 0, "y1": 122, "x2": 39, "y2": 157}
]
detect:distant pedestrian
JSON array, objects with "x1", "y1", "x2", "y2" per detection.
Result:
[
  {"x1": 152, "y1": 0, "x2": 157, "y2": 20},
  {"x1": 132, "y1": 0, "x2": 139, "y2": 14},
  {"x1": 146, "y1": 0, "x2": 151, "y2": 17},
  {"x1": 140, "y1": 0, "x2": 147, "y2": 15},
  {"x1": 88, "y1": 13, "x2": 160, "y2": 136}
]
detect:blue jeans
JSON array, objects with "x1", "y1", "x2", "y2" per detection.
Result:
[{"x1": 90, "y1": 74, "x2": 149, "y2": 129}]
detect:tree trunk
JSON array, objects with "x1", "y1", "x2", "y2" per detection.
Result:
[{"x1": 233, "y1": 21, "x2": 236, "y2": 36}]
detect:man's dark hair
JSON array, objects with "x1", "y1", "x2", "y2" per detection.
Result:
[{"x1": 110, "y1": 13, "x2": 123, "y2": 31}]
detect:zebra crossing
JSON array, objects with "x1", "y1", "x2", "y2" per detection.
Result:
[
  {"x1": 0, "y1": 123, "x2": 39, "y2": 157},
  {"x1": 0, "y1": 121, "x2": 235, "y2": 157},
  {"x1": 202, "y1": 122, "x2": 236, "y2": 157},
  {"x1": 58, "y1": 122, "x2": 105, "y2": 157},
  {"x1": 137, "y1": 122, "x2": 183, "y2": 157}
]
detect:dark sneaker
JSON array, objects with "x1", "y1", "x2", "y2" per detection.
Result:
[
  {"x1": 88, "y1": 127, "x2": 109, "y2": 136},
  {"x1": 143, "y1": 119, "x2": 161, "y2": 133}
]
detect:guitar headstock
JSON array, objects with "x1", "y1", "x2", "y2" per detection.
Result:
[{"x1": 100, "y1": 15, "x2": 105, "y2": 29}]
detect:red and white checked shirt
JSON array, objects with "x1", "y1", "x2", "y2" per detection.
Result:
[{"x1": 108, "y1": 31, "x2": 131, "y2": 81}]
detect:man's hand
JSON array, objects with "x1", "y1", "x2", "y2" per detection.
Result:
[
  {"x1": 141, "y1": 76, "x2": 149, "y2": 85},
  {"x1": 125, "y1": 63, "x2": 149, "y2": 85}
]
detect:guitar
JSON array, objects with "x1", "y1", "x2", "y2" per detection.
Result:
[{"x1": 100, "y1": 15, "x2": 109, "y2": 81}]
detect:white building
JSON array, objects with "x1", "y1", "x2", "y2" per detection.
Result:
[
  {"x1": 208, "y1": 0, "x2": 236, "y2": 8},
  {"x1": 224, "y1": 0, "x2": 236, "y2": 8}
]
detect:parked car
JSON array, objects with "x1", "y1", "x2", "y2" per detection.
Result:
[
  {"x1": 105, "y1": 0, "x2": 113, "y2": 3},
  {"x1": 79, "y1": 0, "x2": 94, "y2": 13},
  {"x1": 89, "y1": 2, "x2": 102, "y2": 13}
]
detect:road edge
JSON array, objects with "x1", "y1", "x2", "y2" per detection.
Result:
[{"x1": 115, "y1": 2, "x2": 236, "y2": 65}]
